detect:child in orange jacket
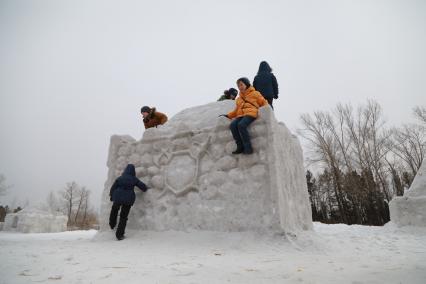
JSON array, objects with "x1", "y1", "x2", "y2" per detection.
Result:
[{"x1": 222, "y1": 77, "x2": 268, "y2": 155}]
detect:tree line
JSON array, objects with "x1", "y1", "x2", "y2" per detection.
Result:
[
  {"x1": 45, "y1": 181, "x2": 99, "y2": 229},
  {"x1": 299, "y1": 102, "x2": 425, "y2": 225}
]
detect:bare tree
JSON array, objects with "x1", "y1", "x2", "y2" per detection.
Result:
[
  {"x1": 336, "y1": 101, "x2": 390, "y2": 200},
  {"x1": 49, "y1": 184, "x2": 96, "y2": 229},
  {"x1": 389, "y1": 123, "x2": 426, "y2": 178},
  {"x1": 299, "y1": 111, "x2": 348, "y2": 223},
  {"x1": 413, "y1": 106, "x2": 426, "y2": 125},
  {"x1": 362, "y1": 101, "x2": 391, "y2": 201},
  {"x1": 74, "y1": 187, "x2": 89, "y2": 224},
  {"x1": 61, "y1": 181, "x2": 79, "y2": 226},
  {"x1": 81, "y1": 190, "x2": 91, "y2": 226}
]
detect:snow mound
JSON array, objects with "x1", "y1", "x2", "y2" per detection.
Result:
[
  {"x1": 2, "y1": 206, "x2": 67, "y2": 233},
  {"x1": 100, "y1": 101, "x2": 312, "y2": 233},
  {"x1": 390, "y1": 159, "x2": 426, "y2": 227}
]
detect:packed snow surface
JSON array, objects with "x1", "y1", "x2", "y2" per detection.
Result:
[
  {"x1": 1, "y1": 223, "x2": 425, "y2": 284},
  {"x1": 390, "y1": 159, "x2": 426, "y2": 226}
]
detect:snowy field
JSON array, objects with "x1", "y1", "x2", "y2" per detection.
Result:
[{"x1": 1, "y1": 223, "x2": 425, "y2": 284}]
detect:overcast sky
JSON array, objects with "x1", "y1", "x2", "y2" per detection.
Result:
[{"x1": 1, "y1": 0, "x2": 425, "y2": 209}]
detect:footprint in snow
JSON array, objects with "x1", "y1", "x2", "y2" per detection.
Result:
[
  {"x1": 99, "y1": 273, "x2": 112, "y2": 279},
  {"x1": 18, "y1": 270, "x2": 34, "y2": 276},
  {"x1": 175, "y1": 271, "x2": 195, "y2": 277},
  {"x1": 48, "y1": 275, "x2": 63, "y2": 280},
  {"x1": 169, "y1": 262, "x2": 187, "y2": 266}
]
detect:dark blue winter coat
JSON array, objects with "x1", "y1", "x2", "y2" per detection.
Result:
[
  {"x1": 253, "y1": 72, "x2": 279, "y2": 100},
  {"x1": 109, "y1": 164, "x2": 147, "y2": 206}
]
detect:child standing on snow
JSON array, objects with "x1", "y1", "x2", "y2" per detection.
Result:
[
  {"x1": 253, "y1": 61, "x2": 279, "y2": 108},
  {"x1": 109, "y1": 164, "x2": 148, "y2": 240}
]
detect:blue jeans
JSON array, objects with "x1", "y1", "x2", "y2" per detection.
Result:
[{"x1": 230, "y1": 116, "x2": 256, "y2": 150}]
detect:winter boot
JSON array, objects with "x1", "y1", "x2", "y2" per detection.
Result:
[
  {"x1": 116, "y1": 235, "x2": 125, "y2": 241},
  {"x1": 232, "y1": 142, "x2": 244, "y2": 154},
  {"x1": 243, "y1": 144, "x2": 253, "y2": 155}
]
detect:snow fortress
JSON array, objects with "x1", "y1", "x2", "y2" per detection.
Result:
[
  {"x1": 2, "y1": 207, "x2": 67, "y2": 233},
  {"x1": 100, "y1": 101, "x2": 312, "y2": 233},
  {"x1": 390, "y1": 159, "x2": 426, "y2": 227}
]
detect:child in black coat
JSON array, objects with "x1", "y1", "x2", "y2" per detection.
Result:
[{"x1": 109, "y1": 164, "x2": 148, "y2": 240}]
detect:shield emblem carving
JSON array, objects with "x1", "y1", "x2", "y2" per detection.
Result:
[{"x1": 165, "y1": 153, "x2": 198, "y2": 196}]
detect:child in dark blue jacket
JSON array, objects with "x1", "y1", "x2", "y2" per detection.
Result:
[
  {"x1": 109, "y1": 164, "x2": 148, "y2": 240},
  {"x1": 253, "y1": 61, "x2": 279, "y2": 108}
]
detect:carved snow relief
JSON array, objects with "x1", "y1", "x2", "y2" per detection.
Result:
[
  {"x1": 165, "y1": 153, "x2": 198, "y2": 196},
  {"x1": 100, "y1": 101, "x2": 313, "y2": 233}
]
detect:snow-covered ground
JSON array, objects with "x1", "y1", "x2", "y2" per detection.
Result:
[{"x1": 1, "y1": 223, "x2": 425, "y2": 284}]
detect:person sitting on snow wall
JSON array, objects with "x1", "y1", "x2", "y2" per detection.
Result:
[
  {"x1": 141, "y1": 106, "x2": 168, "y2": 129},
  {"x1": 218, "y1": 88, "x2": 238, "y2": 101},
  {"x1": 220, "y1": 77, "x2": 268, "y2": 155},
  {"x1": 109, "y1": 164, "x2": 148, "y2": 240}
]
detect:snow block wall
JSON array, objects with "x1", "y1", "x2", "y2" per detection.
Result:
[
  {"x1": 3, "y1": 208, "x2": 68, "y2": 233},
  {"x1": 100, "y1": 101, "x2": 312, "y2": 233},
  {"x1": 390, "y1": 159, "x2": 426, "y2": 227}
]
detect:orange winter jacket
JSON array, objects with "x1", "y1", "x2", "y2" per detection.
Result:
[
  {"x1": 227, "y1": 86, "x2": 268, "y2": 119},
  {"x1": 143, "y1": 108, "x2": 168, "y2": 129}
]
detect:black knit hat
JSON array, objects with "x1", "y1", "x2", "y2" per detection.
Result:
[
  {"x1": 237, "y1": 77, "x2": 251, "y2": 88},
  {"x1": 228, "y1": 88, "x2": 238, "y2": 97},
  {"x1": 140, "y1": 106, "x2": 151, "y2": 113}
]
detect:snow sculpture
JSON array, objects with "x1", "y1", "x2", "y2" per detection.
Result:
[
  {"x1": 3, "y1": 207, "x2": 67, "y2": 233},
  {"x1": 390, "y1": 159, "x2": 426, "y2": 227},
  {"x1": 100, "y1": 101, "x2": 312, "y2": 233}
]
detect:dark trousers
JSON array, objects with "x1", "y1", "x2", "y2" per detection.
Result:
[
  {"x1": 267, "y1": 98, "x2": 274, "y2": 109},
  {"x1": 230, "y1": 116, "x2": 256, "y2": 150},
  {"x1": 109, "y1": 203, "x2": 132, "y2": 237}
]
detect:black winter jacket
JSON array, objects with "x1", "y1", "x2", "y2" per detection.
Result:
[
  {"x1": 110, "y1": 164, "x2": 147, "y2": 206},
  {"x1": 253, "y1": 72, "x2": 279, "y2": 100}
]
